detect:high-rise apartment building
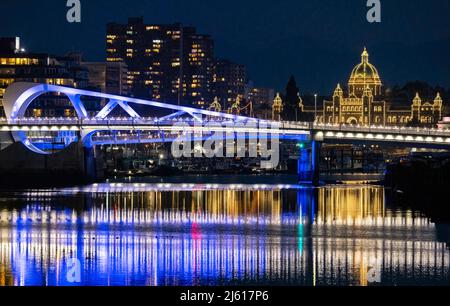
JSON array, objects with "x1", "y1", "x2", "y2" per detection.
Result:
[
  {"x1": 245, "y1": 83, "x2": 275, "y2": 107},
  {"x1": 106, "y1": 17, "x2": 214, "y2": 107},
  {"x1": 212, "y1": 59, "x2": 246, "y2": 110}
]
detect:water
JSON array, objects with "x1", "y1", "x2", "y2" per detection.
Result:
[{"x1": 0, "y1": 175, "x2": 449, "y2": 286}]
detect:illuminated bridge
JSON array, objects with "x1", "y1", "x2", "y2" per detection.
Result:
[
  {"x1": 2, "y1": 117, "x2": 450, "y2": 148},
  {"x1": 1, "y1": 82, "x2": 450, "y2": 183},
  {"x1": 2, "y1": 82, "x2": 450, "y2": 150}
]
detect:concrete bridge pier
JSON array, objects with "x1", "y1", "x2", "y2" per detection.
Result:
[
  {"x1": 298, "y1": 140, "x2": 322, "y2": 186},
  {"x1": 84, "y1": 146, "x2": 104, "y2": 180},
  {"x1": 0, "y1": 139, "x2": 104, "y2": 186}
]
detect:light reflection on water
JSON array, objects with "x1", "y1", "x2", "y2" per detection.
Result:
[{"x1": 0, "y1": 184, "x2": 449, "y2": 286}]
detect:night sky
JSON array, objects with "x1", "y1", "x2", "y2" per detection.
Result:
[{"x1": 2, "y1": 0, "x2": 450, "y2": 94}]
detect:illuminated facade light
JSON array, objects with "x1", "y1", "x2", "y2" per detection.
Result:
[{"x1": 317, "y1": 48, "x2": 444, "y2": 128}]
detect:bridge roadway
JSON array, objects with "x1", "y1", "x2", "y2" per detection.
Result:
[
  {"x1": 2, "y1": 82, "x2": 449, "y2": 150},
  {"x1": 1, "y1": 117, "x2": 450, "y2": 149}
]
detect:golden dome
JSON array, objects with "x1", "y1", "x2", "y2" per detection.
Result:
[{"x1": 348, "y1": 48, "x2": 382, "y2": 96}]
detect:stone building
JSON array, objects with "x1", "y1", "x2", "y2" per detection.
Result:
[{"x1": 314, "y1": 48, "x2": 443, "y2": 127}]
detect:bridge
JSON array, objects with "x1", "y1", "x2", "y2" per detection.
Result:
[
  {"x1": 1, "y1": 117, "x2": 449, "y2": 147},
  {"x1": 1, "y1": 82, "x2": 450, "y2": 184}
]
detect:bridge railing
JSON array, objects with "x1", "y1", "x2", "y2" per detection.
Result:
[
  {"x1": 0, "y1": 117, "x2": 264, "y2": 126},
  {"x1": 266, "y1": 121, "x2": 450, "y2": 136},
  {"x1": 1, "y1": 117, "x2": 450, "y2": 137},
  {"x1": 310, "y1": 122, "x2": 450, "y2": 136}
]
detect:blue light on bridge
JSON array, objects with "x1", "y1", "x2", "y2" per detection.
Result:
[{"x1": 2, "y1": 82, "x2": 450, "y2": 155}]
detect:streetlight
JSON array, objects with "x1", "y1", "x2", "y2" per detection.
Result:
[{"x1": 314, "y1": 94, "x2": 318, "y2": 122}]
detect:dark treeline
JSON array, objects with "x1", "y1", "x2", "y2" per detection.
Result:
[{"x1": 385, "y1": 81, "x2": 450, "y2": 105}]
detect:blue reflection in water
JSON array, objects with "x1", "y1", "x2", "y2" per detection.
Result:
[{"x1": 0, "y1": 184, "x2": 449, "y2": 286}]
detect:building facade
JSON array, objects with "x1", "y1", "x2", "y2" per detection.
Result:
[
  {"x1": 245, "y1": 84, "x2": 275, "y2": 119},
  {"x1": 245, "y1": 83, "x2": 274, "y2": 107},
  {"x1": 316, "y1": 48, "x2": 444, "y2": 127},
  {"x1": 0, "y1": 38, "x2": 91, "y2": 117},
  {"x1": 212, "y1": 59, "x2": 246, "y2": 110},
  {"x1": 82, "y1": 61, "x2": 128, "y2": 95},
  {"x1": 106, "y1": 17, "x2": 214, "y2": 107}
]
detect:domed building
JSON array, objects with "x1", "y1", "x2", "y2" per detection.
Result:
[
  {"x1": 317, "y1": 48, "x2": 444, "y2": 127},
  {"x1": 348, "y1": 47, "x2": 382, "y2": 97}
]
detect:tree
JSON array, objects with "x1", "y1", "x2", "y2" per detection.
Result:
[
  {"x1": 282, "y1": 75, "x2": 302, "y2": 121},
  {"x1": 386, "y1": 81, "x2": 450, "y2": 106}
]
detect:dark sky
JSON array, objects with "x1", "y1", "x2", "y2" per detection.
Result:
[{"x1": 2, "y1": 0, "x2": 450, "y2": 94}]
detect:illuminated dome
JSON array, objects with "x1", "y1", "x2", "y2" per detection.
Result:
[{"x1": 348, "y1": 48, "x2": 382, "y2": 96}]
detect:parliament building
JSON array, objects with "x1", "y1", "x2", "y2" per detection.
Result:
[{"x1": 314, "y1": 48, "x2": 443, "y2": 127}]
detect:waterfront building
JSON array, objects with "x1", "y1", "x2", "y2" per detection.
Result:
[
  {"x1": 245, "y1": 83, "x2": 275, "y2": 119},
  {"x1": 82, "y1": 61, "x2": 128, "y2": 95},
  {"x1": 106, "y1": 17, "x2": 214, "y2": 107},
  {"x1": 271, "y1": 91, "x2": 305, "y2": 121},
  {"x1": 245, "y1": 85, "x2": 275, "y2": 107},
  {"x1": 272, "y1": 93, "x2": 283, "y2": 121},
  {"x1": 314, "y1": 48, "x2": 444, "y2": 127},
  {"x1": 0, "y1": 37, "x2": 90, "y2": 117},
  {"x1": 212, "y1": 59, "x2": 246, "y2": 110}
]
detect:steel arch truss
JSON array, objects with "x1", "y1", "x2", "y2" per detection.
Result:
[{"x1": 3, "y1": 82, "x2": 259, "y2": 154}]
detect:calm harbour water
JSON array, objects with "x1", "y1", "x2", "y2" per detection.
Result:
[{"x1": 0, "y1": 175, "x2": 449, "y2": 286}]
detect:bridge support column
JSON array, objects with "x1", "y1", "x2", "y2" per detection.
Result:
[
  {"x1": 298, "y1": 140, "x2": 321, "y2": 186},
  {"x1": 312, "y1": 140, "x2": 321, "y2": 186},
  {"x1": 83, "y1": 145, "x2": 104, "y2": 180},
  {"x1": 84, "y1": 146, "x2": 96, "y2": 179}
]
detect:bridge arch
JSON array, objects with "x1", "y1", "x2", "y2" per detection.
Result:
[
  {"x1": 3, "y1": 83, "x2": 89, "y2": 154},
  {"x1": 3, "y1": 82, "x2": 260, "y2": 154},
  {"x1": 3, "y1": 82, "x2": 89, "y2": 121}
]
